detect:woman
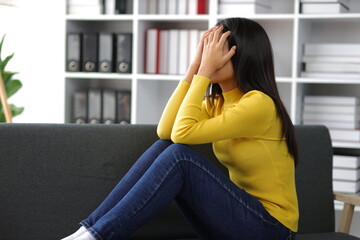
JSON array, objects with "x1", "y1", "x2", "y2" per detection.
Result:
[{"x1": 62, "y1": 17, "x2": 298, "y2": 240}]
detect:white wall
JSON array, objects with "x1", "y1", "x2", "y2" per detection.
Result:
[{"x1": 0, "y1": 0, "x2": 65, "y2": 123}]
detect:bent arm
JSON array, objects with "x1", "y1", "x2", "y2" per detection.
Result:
[{"x1": 171, "y1": 75, "x2": 274, "y2": 144}]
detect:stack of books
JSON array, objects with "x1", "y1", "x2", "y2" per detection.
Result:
[
  {"x1": 66, "y1": 32, "x2": 132, "y2": 73},
  {"x1": 145, "y1": 28, "x2": 203, "y2": 75},
  {"x1": 302, "y1": 95, "x2": 360, "y2": 142},
  {"x1": 67, "y1": 0, "x2": 128, "y2": 15},
  {"x1": 144, "y1": 0, "x2": 208, "y2": 14},
  {"x1": 218, "y1": 0, "x2": 271, "y2": 15},
  {"x1": 300, "y1": 0, "x2": 350, "y2": 14},
  {"x1": 73, "y1": 88, "x2": 131, "y2": 124},
  {"x1": 333, "y1": 155, "x2": 360, "y2": 195},
  {"x1": 300, "y1": 43, "x2": 360, "y2": 80}
]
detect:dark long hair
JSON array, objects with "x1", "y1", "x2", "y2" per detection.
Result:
[{"x1": 207, "y1": 18, "x2": 298, "y2": 166}]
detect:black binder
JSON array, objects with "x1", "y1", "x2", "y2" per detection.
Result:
[
  {"x1": 116, "y1": 90, "x2": 131, "y2": 124},
  {"x1": 102, "y1": 89, "x2": 116, "y2": 124},
  {"x1": 98, "y1": 33, "x2": 113, "y2": 72},
  {"x1": 88, "y1": 88, "x2": 102, "y2": 124},
  {"x1": 114, "y1": 33, "x2": 132, "y2": 73},
  {"x1": 73, "y1": 90, "x2": 87, "y2": 124},
  {"x1": 82, "y1": 33, "x2": 98, "y2": 72},
  {"x1": 115, "y1": 0, "x2": 127, "y2": 14},
  {"x1": 66, "y1": 33, "x2": 81, "y2": 72}
]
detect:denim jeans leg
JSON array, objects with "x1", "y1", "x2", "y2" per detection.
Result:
[
  {"x1": 81, "y1": 139, "x2": 172, "y2": 227},
  {"x1": 85, "y1": 143, "x2": 291, "y2": 240},
  {"x1": 175, "y1": 196, "x2": 214, "y2": 239}
]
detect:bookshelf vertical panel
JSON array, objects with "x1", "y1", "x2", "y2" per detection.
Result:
[{"x1": 277, "y1": 82, "x2": 293, "y2": 115}]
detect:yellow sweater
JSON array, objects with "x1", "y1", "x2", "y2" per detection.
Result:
[{"x1": 157, "y1": 75, "x2": 299, "y2": 232}]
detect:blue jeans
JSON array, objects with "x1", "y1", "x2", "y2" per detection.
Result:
[{"x1": 80, "y1": 139, "x2": 295, "y2": 240}]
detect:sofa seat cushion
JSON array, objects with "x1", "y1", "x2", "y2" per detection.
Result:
[{"x1": 297, "y1": 232, "x2": 360, "y2": 240}]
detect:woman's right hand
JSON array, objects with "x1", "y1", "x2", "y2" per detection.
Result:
[{"x1": 184, "y1": 26, "x2": 219, "y2": 83}]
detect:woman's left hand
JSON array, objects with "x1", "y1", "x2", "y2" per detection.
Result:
[{"x1": 197, "y1": 26, "x2": 236, "y2": 79}]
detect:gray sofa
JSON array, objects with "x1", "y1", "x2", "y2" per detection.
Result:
[{"x1": 0, "y1": 124, "x2": 359, "y2": 240}]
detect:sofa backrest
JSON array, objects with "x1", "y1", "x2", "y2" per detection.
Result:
[
  {"x1": 295, "y1": 125, "x2": 335, "y2": 234},
  {"x1": 0, "y1": 124, "x2": 196, "y2": 240},
  {"x1": 0, "y1": 124, "x2": 335, "y2": 240}
]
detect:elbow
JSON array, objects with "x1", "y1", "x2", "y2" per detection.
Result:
[
  {"x1": 157, "y1": 126, "x2": 170, "y2": 140},
  {"x1": 170, "y1": 130, "x2": 190, "y2": 144}
]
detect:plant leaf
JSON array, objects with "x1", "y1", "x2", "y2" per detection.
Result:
[
  {"x1": 10, "y1": 104, "x2": 24, "y2": 116},
  {"x1": 5, "y1": 79, "x2": 22, "y2": 98},
  {"x1": 0, "y1": 104, "x2": 24, "y2": 122},
  {"x1": 0, "y1": 53, "x2": 14, "y2": 72},
  {"x1": 1, "y1": 71, "x2": 18, "y2": 85}
]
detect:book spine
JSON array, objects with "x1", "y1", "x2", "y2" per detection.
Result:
[
  {"x1": 302, "y1": 55, "x2": 360, "y2": 64},
  {"x1": 304, "y1": 62, "x2": 360, "y2": 73},
  {"x1": 178, "y1": 29, "x2": 189, "y2": 75},
  {"x1": 304, "y1": 104, "x2": 360, "y2": 114},
  {"x1": 304, "y1": 96, "x2": 359, "y2": 105},
  {"x1": 300, "y1": 71, "x2": 360, "y2": 79},
  {"x1": 303, "y1": 120, "x2": 359, "y2": 129},
  {"x1": 168, "y1": 30, "x2": 179, "y2": 75},
  {"x1": 333, "y1": 168, "x2": 360, "y2": 181},
  {"x1": 159, "y1": 30, "x2": 169, "y2": 74},
  {"x1": 333, "y1": 155, "x2": 360, "y2": 169},
  {"x1": 329, "y1": 129, "x2": 360, "y2": 142},
  {"x1": 333, "y1": 180, "x2": 360, "y2": 194},
  {"x1": 168, "y1": 0, "x2": 178, "y2": 14},
  {"x1": 304, "y1": 44, "x2": 360, "y2": 57},
  {"x1": 301, "y1": 3, "x2": 349, "y2": 14},
  {"x1": 303, "y1": 113, "x2": 359, "y2": 122},
  {"x1": 188, "y1": 0, "x2": 197, "y2": 14},
  {"x1": 145, "y1": 29, "x2": 159, "y2": 74},
  {"x1": 178, "y1": 0, "x2": 187, "y2": 14}
]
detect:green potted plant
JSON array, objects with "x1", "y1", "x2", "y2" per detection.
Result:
[{"x1": 0, "y1": 34, "x2": 24, "y2": 122}]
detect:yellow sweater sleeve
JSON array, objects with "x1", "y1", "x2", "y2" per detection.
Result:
[{"x1": 171, "y1": 75, "x2": 275, "y2": 144}]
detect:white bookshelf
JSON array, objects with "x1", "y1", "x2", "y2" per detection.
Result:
[{"x1": 64, "y1": 0, "x2": 360, "y2": 155}]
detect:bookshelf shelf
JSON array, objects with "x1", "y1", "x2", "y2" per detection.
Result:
[
  {"x1": 137, "y1": 14, "x2": 210, "y2": 21},
  {"x1": 66, "y1": 15, "x2": 135, "y2": 21},
  {"x1": 276, "y1": 77, "x2": 293, "y2": 83},
  {"x1": 216, "y1": 14, "x2": 295, "y2": 20},
  {"x1": 136, "y1": 74, "x2": 183, "y2": 81},
  {"x1": 65, "y1": 72, "x2": 133, "y2": 80},
  {"x1": 333, "y1": 142, "x2": 360, "y2": 149},
  {"x1": 299, "y1": 13, "x2": 360, "y2": 20}
]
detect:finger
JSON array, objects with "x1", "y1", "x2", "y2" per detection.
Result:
[
  {"x1": 213, "y1": 25, "x2": 223, "y2": 43},
  {"x1": 204, "y1": 35, "x2": 209, "y2": 46},
  {"x1": 219, "y1": 31, "x2": 231, "y2": 46},
  {"x1": 201, "y1": 26, "x2": 217, "y2": 40},
  {"x1": 222, "y1": 45, "x2": 236, "y2": 62},
  {"x1": 208, "y1": 30, "x2": 214, "y2": 43}
]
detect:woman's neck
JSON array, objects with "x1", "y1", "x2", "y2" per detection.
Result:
[{"x1": 219, "y1": 78, "x2": 238, "y2": 93}]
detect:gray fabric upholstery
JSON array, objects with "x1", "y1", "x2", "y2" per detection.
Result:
[
  {"x1": 296, "y1": 233, "x2": 360, "y2": 240},
  {"x1": 0, "y1": 123, "x2": 359, "y2": 240},
  {"x1": 295, "y1": 125, "x2": 335, "y2": 234}
]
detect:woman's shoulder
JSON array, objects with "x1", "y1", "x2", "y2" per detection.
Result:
[{"x1": 241, "y1": 90, "x2": 274, "y2": 105}]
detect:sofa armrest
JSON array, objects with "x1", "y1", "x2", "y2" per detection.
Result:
[{"x1": 334, "y1": 192, "x2": 360, "y2": 234}]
